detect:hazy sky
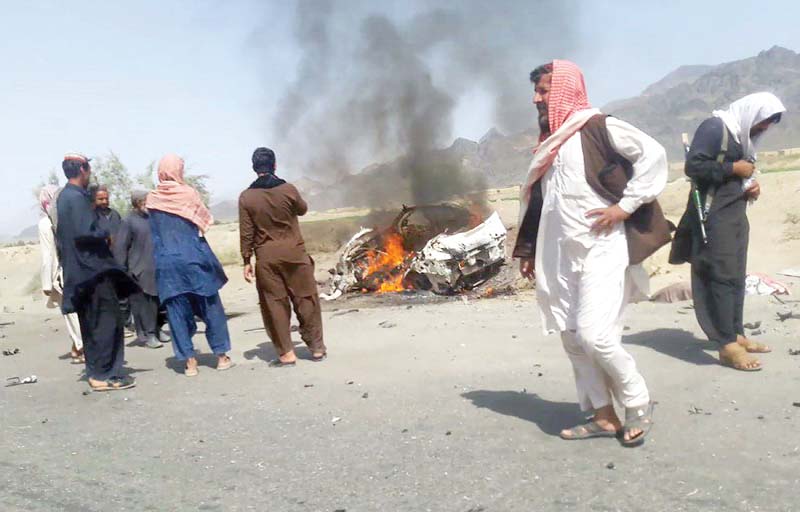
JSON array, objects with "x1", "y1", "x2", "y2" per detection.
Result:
[{"x1": 1, "y1": 0, "x2": 798, "y2": 237}]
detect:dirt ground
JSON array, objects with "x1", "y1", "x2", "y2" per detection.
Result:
[{"x1": 1, "y1": 173, "x2": 799, "y2": 511}]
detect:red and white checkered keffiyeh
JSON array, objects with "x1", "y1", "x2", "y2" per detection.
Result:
[
  {"x1": 546, "y1": 59, "x2": 591, "y2": 138},
  {"x1": 518, "y1": 60, "x2": 599, "y2": 221}
]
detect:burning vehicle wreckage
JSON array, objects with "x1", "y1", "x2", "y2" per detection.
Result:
[{"x1": 321, "y1": 203, "x2": 508, "y2": 300}]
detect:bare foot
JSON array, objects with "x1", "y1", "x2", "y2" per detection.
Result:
[
  {"x1": 185, "y1": 357, "x2": 199, "y2": 377},
  {"x1": 736, "y1": 334, "x2": 771, "y2": 353},
  {"x1": 216, "y1": 354, "x2": 235, "y2": 371},
  {"x1": 278, "y1": 351, "x2": 297, "y2": 364},
  {"x1": 720, "y1": 342, "x2": 761, "y2": 371}
]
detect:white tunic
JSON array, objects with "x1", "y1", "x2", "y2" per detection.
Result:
[{"x1": 534, "y1": 117, "x2": 668, "y2": 334}]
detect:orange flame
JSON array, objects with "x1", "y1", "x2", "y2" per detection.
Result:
[{"x1": 363, "y1": 232, "x2": 411, "y2": 293}]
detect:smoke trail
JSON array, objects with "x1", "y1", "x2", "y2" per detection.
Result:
[{"x1": 272, "y1": 0, "x2": 576, "y2": 208}]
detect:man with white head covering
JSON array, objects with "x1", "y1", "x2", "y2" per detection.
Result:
[
  {"x1": 670, "y1": 92, "x2": 786, "y2": 371},
  {"x1": 38, "y1": 184, "x2": 84, "y2": 363},
  {"x1": 514, "y1": 61, "x2": 670, "y2": 447}
]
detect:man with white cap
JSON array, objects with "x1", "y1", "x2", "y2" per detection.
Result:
[
  {"x1": 671, "y1": 93, "x2": 786, "y2": 371},
  {"x1": 56, "y1": 152, "x2": 137, "y2": 391}
]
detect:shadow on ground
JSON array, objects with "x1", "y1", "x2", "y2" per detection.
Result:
[
  {"x1": 462, "y1": 390, "x2": 582, "y2": 436},
  {"x1": 73, "y1": 366, "x2": 153, "y2": 382},
  {"x1": 624, "y1": 328, "x2": 718, "y2": 365},
  {"x1": 164, "y1": 353, "x2": 221, "y2": 374},
  {"x1": 243, "y1": 341, "x2": 313, "y2": 363}
]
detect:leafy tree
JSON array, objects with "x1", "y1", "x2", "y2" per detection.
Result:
[
  {"x1": 92, "y1": 152, "x2": 133, "y2": 214},
  {"x1": 47, "y1": 168, "x2": 60, "y2": 186},
  {"x1": 31, "y1": 168, "x2": 62, "y2": 203},
  {"x1": 135, "y1": 161, "x2": 156, "y2": 190},
  {"x1": 185, "y1": 173, "x2": 211, "y2": 206}
]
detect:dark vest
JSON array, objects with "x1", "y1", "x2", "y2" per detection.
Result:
[{"x1": 513, "y1": 114, "x2": 673, "y2": 265}]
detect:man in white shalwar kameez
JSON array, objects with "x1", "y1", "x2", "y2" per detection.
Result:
[
  {"x1": 38, "y1": 185, "x2": 84, "y2": 363},
  {"x1": 514, "y1": 60, "x2": 668, "y2": 447}
]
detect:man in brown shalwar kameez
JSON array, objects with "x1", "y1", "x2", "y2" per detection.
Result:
[{"x1": 239, "y1": 147, "x2": 326, "y2": 367}]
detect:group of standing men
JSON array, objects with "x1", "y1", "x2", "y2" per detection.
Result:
[
  {"x1": 41, "y1": 149, "x2": 325, "y2": 390},
  {"x1": 38, "y1": 57, "x2": 784, "y2": 448}
]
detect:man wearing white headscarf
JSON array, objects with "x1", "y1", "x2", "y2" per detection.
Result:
[
  {"x1": 670, "y1": 92, "x2": 786, "y2": 371},
  {"x1": 38, "y1": 184, "x2": 84, "y2": 363}
]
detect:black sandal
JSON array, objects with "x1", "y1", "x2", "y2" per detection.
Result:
[
  {"x1": 90, "y1": 376, "x2": 136, "y2": 392},
  {"x1": 621, "y1": 402, "x2": 655, "y2": 448}
]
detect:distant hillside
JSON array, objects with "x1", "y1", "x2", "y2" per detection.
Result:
[
  {"x1": 210, "y1": 200, "x2": 238, "y2": 224},
  {"x1": 606, "y1": 46, "x2": 800, "y2": 160},
  {"x1": 301, "y1": 128, "x2": 537, "y2": 211},
  {"x1": 215, "y1": 46, "x2": 800, "y2": 213},
  {"x1": 10, "y1": 224, "x2": 39, "y2": 243},
  {"x1": 641, "y1": 64, "x2": 715, "y2": 96}
]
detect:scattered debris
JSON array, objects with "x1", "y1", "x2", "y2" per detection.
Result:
[
  {"x1": 2, "y1": 348, "x2": 20, "y2": 356},
  {"x1": 745, "y1": 273, "x2": 791, "y2": 296},
  {"x1": 606, "y1": 462, "x2": 616, "y2": 470},
  {"x1": 757, "y1": 415, "x2": 765, "y2": 420},
  {"x1": 82, "y1": 390, "x2": 91, "y2": 396},
  {"x1": 401, "y1": 428, "x2": 409, "y2": 433},
  {"x1": 778, "y1": 311, "x2": 799, "y2": 322},
  {"x1": 407, "y1": 212, "x2": 507, "y2": 295},
  {"x1": 6, "y1": 375, "x2": 37, "y2": 387},
  {"x1": 304, "y1": 384, "x2": 315, "y2": 388},
  {"x1": 792, "y1": 402, "x2": 800, "y2": 408},
  {"x1": 0, "y1": 321, "x2": 15, "y2": 327},
  {"x1": 479, "y1": 284, "x2": 517, "y2": 299},
  {"x1": 331, "y1": 417, "x2": 342, "y2": 425},
  {"x1": 322, "y1": 205, "x2": 506, "y2": 299},
  {"x1": 688, "y1": 406, "x2": 712, "y2": 416},
  {"x1": 346, "y1": 380, "x2": 354, "y2": 385},
  {"x1": 361, "y1": 392, "x2": 369, "y2": 399},
  {"x1": 743, "y1": 321, "x2": 762, "y2": 329},
  {"x1": 777, "y1": 268, "x2": 800, "y2": 278},
  {"x1": 788, "y1": 348, "x2": 800, "y2": 356},
  {"x1": 445, "y1": 430, "x2": 452, "y2": 436},
  {"x1": 378, "y1": 321, "x2": 397, "y2": 329}
]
